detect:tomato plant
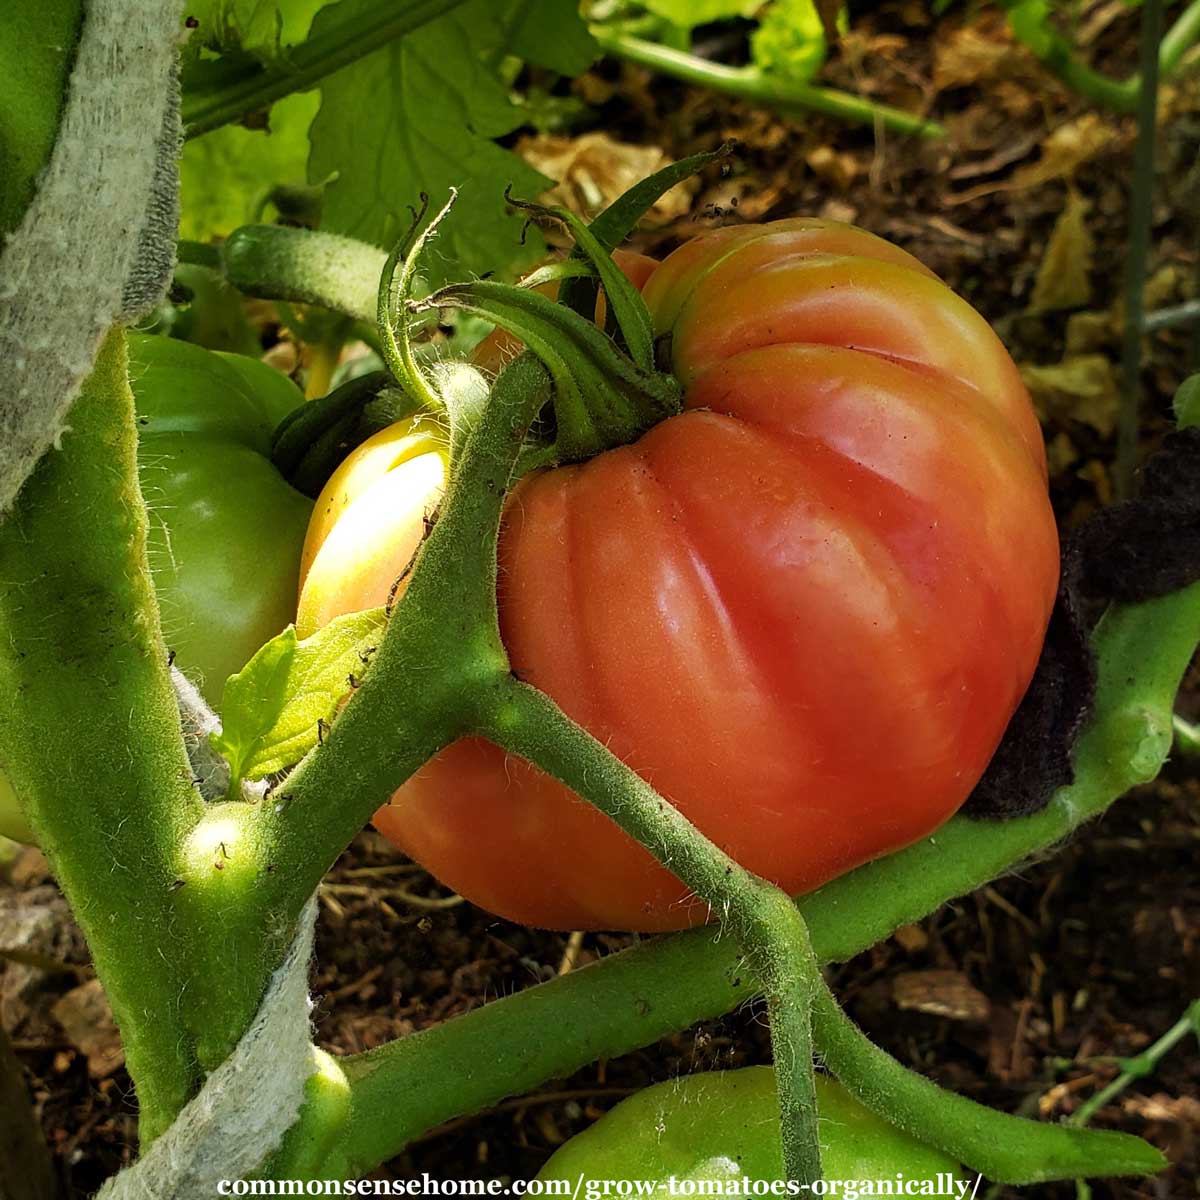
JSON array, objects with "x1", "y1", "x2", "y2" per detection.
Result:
[
  {"x1": 300, "y1": 218, "x2": 1059, "y2": 931},
  {"x1": 1, "y1": 3, "x2": 1193, "y2": 1191},
  {"x1": 0, "y1": 336, "x2": 311, "y2": 842},
  {"x1": 537, "y1": 1068, "x2": 967, "y2": 1186}
]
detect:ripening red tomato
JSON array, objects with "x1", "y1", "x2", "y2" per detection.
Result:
[{"x1": 299, "y1": 218, "x2": 1059, "y2": 932}]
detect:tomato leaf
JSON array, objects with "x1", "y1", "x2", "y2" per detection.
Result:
[
  {"x1": 211, "y1": 627, "x2": 299, "y2": 785},
  {"x1": 752, "y1": 0, "x2": 843, "y2": 83},
  {"x1": 179, "y1": 91, "x2": 318, "y2": 243},
  {"x1": 309, "y1": 0, "x2": 595, "y2": 287},
  {"x1": 212, "y1": 609, "x2": 389, "y2": 784}
]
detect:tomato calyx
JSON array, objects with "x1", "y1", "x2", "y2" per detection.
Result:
[{"x1": 414, "y1": 276, "x2": 681, "y2": 464}]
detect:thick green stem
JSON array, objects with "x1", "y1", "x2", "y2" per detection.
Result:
[
  {"x1": 811, "y1": 981, "x2": 1165, "y2": 1183},
  {"x1": 222, "y1": 225, "x2": 387, "y2": 323},
  {"x1": 591, "y1": 29, "x2": 943, "y2": 139},
  {"x1": 478, "y1": 681, "x2": 825, "y2": 1185},
  {"x1": 0, "y1": 331, "x2": 204, "y2": 1140},
  {"x1": 1116, "y1": 0, "x2": 1163, "y2": 499},
  {"x1": 181, "y1": 0, "x2": 466, "y2": 138},
  {"x1": 176, "y1": 355, "x2": 552, "y2": 1070},
  {"x1": 321, "y1": 581, "x2": 1200, "y2": 1179}
]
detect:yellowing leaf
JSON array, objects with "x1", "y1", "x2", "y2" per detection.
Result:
[
  {"x1": 1030, "y1": 188, "x2": 1093, "y2": 314},
  {"x1": 1010, "y1": 113, "x2": 1116, "y2": 191},
  {"x1": 1020, "y1": 353, "x2": 1119, "y2": 436}
]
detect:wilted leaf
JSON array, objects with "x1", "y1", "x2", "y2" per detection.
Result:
[
  {"x1": 518, "y1": 133, "x2": 694, "y2": 223},
  {"x1": 1021, "y1": 353, "x2": 1120, "y2": 436},
  {"x1": 1030, "y1": 188, "x2": 1093, "y2": 313},
  {"x1": 213, "y1": 609, "x2": 389, "y2": 783},
  {"x1": 934, "y1": 24, "x2": 1027, "y2": 90},
  {"x1": 1010, "y1": 113, "x2": 1117, "y2": 190}
]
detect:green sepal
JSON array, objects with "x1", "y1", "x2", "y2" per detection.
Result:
[
  {"x1": 505, "y1": 192, "x2": 654, "y2": 369},
  {"x1": 271, "y1": 370, "x2": 401, "y2": 497},
  {"x1": 559, "y1": 143, "x2": 733, "y2": 321},
  {"x1": 415, "y1": 279, "x2": 681, "y2": 463}
]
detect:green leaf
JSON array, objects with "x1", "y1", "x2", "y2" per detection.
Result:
[
  {"x1": 309, "y1": 0, "x2": 583, "y2": 282},
  {"x1": 179, "y1": 90, "x2": 318, "y2": 242},
  {"x1": 184, "y1": 0, "x2": 331, "y2": 59},
  {"x1": 211, "y1": 627, "x2": 299, "y2": 784},
  {"x1": 642, "y1": 0, "x2": 759, "y2": 28},
  {"x1": 498, "y1": 0, "x2": 598, "y2": 75},
  {"x1": 752, "y1": 0, "x2": 843, "y2": 83},
  {"x1": 213, "y1": 608, "x2": 388, "y2": 783}
]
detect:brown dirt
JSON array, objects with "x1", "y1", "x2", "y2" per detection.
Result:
[{"x1": 3, "y1": 2, "x2": 1199, "y2": 1195}]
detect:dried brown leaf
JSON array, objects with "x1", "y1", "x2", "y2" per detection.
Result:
[
  {"x1": 1030, "y1": 188, "x2": 1094, "y2": 314},
  {"x1": 893, "y1": 969, "x2": 990, "y2": 1023},
  {"x1": 517, "y1": 133, "x2": 694, "y2": 224},
  {"x1": 52, "y1": 978, "x2": 125, "y2": 1078}
]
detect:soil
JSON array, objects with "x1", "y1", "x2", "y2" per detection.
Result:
[{"x1": 2, "y1": 2, "x2": 1199, "y2": 1196}]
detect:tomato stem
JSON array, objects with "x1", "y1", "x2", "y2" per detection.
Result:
[
  {"x1": 811, "y1": 980, "x2": 1166, "y2": 1183},
  {"x1": 0, "y1": 331, "x2": 204, "y2": 1139},
  {"x1": 222, "y1": 225, "x2": 387, "y2": 324},
  {"x1": 475, "y1": 680, "x2": 825, "y2": 1187}
]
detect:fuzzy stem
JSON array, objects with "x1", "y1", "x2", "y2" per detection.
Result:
[
  {"x1": 222, "y1": 226, "x2": 387, "y2": 324},
  {"x1": 592, "y1": 29, "x2": 944, "y2": 139},
  {"x1": 0, "y1": 331, "x2": 204, "y2": 1140},
  {"x1": 476, "y1": 681, "x2": 826, "y2": 1186},
  {"x1": 1071, "y1": 999, "x2": 1200, "y2": 1128},
  {"x1": 175, "y1": 355, "x2": 552, "y2": 1071},
  {"x1": 811, "y1": 981, "x2": 1165, "y2": 1183},
  {"x1": 181, "y1": 0, "x2": 466, "y2": 137}
]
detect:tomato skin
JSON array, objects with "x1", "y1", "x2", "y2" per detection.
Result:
[
  {"x1": 131, "y1": 333, "x2": 314, "y2": 704},
  {"x1": 536, "y1": 1068, "x2": 967, "y2": 1184},
  {"x1": 305, "y1": 219, "x2": 1059, "y2": 932}
]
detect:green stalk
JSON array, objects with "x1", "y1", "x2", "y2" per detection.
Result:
[
  {"x1": 476, "y1": 681, "x2": 823, "y2": 1187},
  {"x1": 1116, "y1": 0, "x2": 1163, "y2": 499},
  {"x1": 181, "y1": 0, "x2": 467, "y2": 138},
  {"x1": 811, "y1": 981, "x2": 1164, "y2": 1183},
  {"x1": 1159, "y1": 0, "x2": 1200, "y2": 78},
  {"x1": 591, "y1": 29, "x2": 944, "y2": 139},
  {"x1": 175, "y1": 354, "x2": 553, "y2": 1071},
  {"x1": 319, "y1": 580, "x2": 1200, "y2": 1179},
  {"x1": 1071, "y1": 999, "x2": 1200, "y2": 1128},
  {"x1": 222, "y1": 225, "x2": 387, "y2": 324},
  {"x1": 0, "y1": 331, "x2": 204, "y2": 1140}
]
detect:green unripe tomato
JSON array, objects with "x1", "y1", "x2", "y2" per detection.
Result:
[
  {"x1": 537, "y1": 1069, "x2": 969, "y2": 1187},
  {"x1": 0, "y1": 336, "x2": 312, "y2": 843},
  {"x1": 130, "y1": 332, "x2": 313, "y2": 704}
]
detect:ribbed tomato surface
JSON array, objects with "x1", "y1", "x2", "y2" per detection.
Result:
[{"x1": 305, "y1": 219, "x2": 1059, "y2": 931}]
